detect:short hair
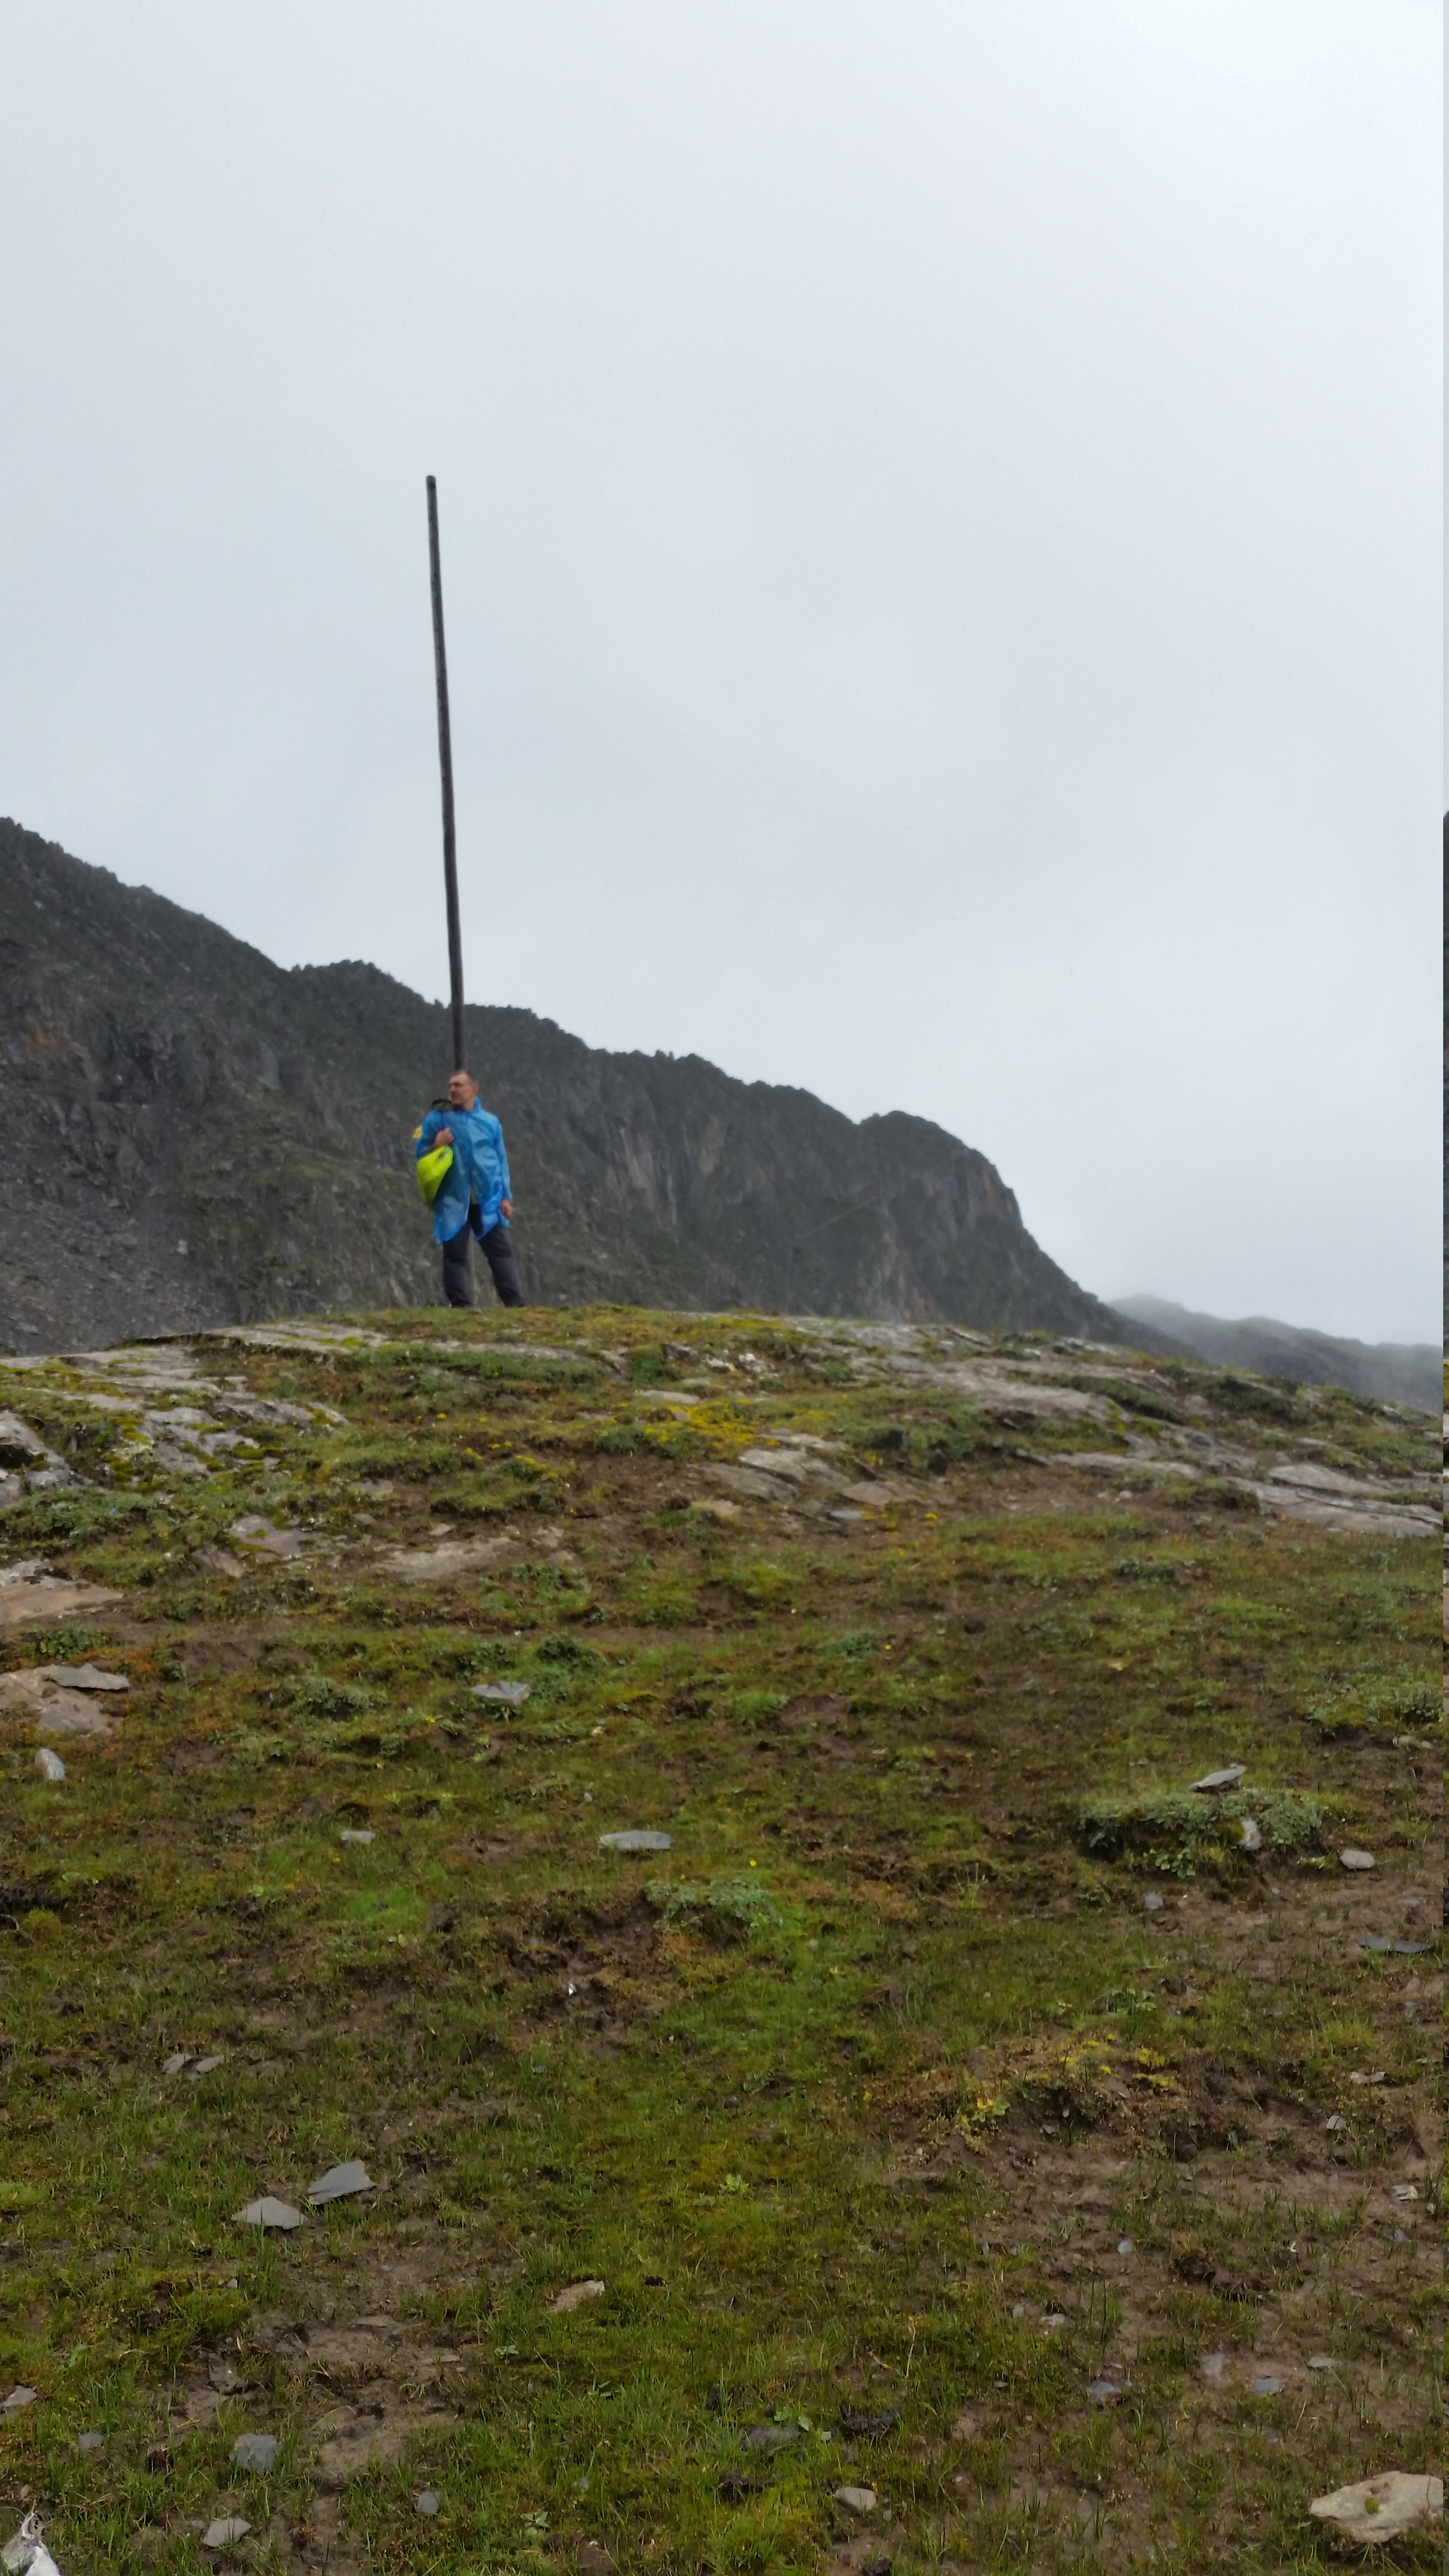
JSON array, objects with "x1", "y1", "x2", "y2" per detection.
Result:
[{"x1": 449, "y1": 1068, "x2": 474, "y2": 1085}]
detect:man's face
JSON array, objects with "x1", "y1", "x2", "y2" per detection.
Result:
[{"x1": 447, "y1": 1074, "x2": 477, "y2": 1111}]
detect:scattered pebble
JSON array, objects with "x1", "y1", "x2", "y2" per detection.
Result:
[
  {"x1": 1142, "y1": 1892, "x2": 1164, "y2": 1912},
  {"x1": 235, "y1": 2195, "x2": 303, "y2": 2231},
  {"x1": 1010, "y1": 2302, "x2": 1025, "y2": 2317},
  {"x1": 201, "y1": 2519, "x2": 252, "y2": 2550},
  {"x1": 1306, "y1": 2355, "x2": 1335, "y2": 2371},
  {"x1": 231, "y1": 2432, "x2": 279, "y2": 2471},
  {"x1": 1041, "y1": 2314, "x2": 1068, "y2": 2332},
  {"x1": 832, "y1": 2486, "x2": 878, "y2": 2514},
  {"x1": 162, "y1": 2051, "x2": 192, "y2": 2076},
  {"x1": 1238, "y1": 1816, "x2": 1262, "y2": 1852},
  {"x1": 2, "y1": 2388, "x2": 37, "y2": 2413},
  {"x1": 1086, "y1": 2380, "x2": 1121, "y2": 2404},
  {"x1": 472, "y1": 1681, "x2": 531, "y2": 1706},
  {"x1": 415, "y1": 2491, "x2": 441, "y2": 2516},
  {"x1": 742, "y1": 2424, "x2": 799, "y2": 2452},
  {"x1": 307, "y1": 2159, "x2": 373, "y2": 2204},
  {"x1": 1390, "y1": 2184, "x2": 1419, "y2": 2204},
  {"x1": 1190, "y1": 1765, "x2": 1245, "y2": 1793},
  {"x1": 598, "y1": 1830, "x2": 673, "y2": 1852},
  {"x1": 34, "y1": 1749, "x2": 65, "y2": 1782},
  {"x1": 1338, "y1": 1848, "x2": 1376, "y2": 1871},
  {"x1": 1309, "y1": 2472, "x2": 1443, "y2": 2545},
  {"x1": 1324, "y1": 2114, "x2": 1348, "y2": 2133},
  {"x1": 1252, "y1": 2376, "x2": 1282, "y2": 2397},
  {"x1": 1199, "y1": 2353, "x2": 1227, "y2": 2381},
  {"x1": 188, "y1": 2055, "x2": 225, "y2": 2080},
  {"x1": 1348, "y1": 2070, "x2": 1386, "y2": 2087},
  {"x1": 1116, "y1": 2239, "x2": 1133, "y2": 2255},
  {"x1": 338, "y1": 1828, "x2": 374, "y2": 1845},
  {"x1": 549, "y1": 2278, "x2": 606, "y2": 2313},
  {"x1": 77, "y1": 2431, "x2": 105, "y2": 2453}
]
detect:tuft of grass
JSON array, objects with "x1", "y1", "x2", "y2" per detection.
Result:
[{"x1": 1077, "y1": 1787, "x2": 1325, "y2": 1874}]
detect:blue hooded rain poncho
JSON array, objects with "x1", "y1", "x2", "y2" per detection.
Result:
[{"x1": 413, "y1": 1099, "x2": 512, "y2": 1246}]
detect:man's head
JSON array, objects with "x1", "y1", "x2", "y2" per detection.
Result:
[{"x1": 447, "y1": 1070, "x2": 478, "y2": 1110}]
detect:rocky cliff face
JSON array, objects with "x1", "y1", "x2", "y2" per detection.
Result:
[{"x1": 0, "y1": 817, "x2": 1130, "y2": 1352}]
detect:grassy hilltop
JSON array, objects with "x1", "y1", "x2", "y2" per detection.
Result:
[{"x1": 0, "y1": 1308, "x2": 1440, "y2": 2573}]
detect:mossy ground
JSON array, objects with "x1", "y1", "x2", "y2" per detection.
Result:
[{"x1": 0, "y1": 1309, "x2": 1440, "y2": 2572}]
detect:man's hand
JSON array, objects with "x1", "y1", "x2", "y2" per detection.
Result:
[
  {"x1": 434, "y1": 1126, "x2": 453, "y2": 1147},
  {"x1": 500, "y1": 1198, "x2": 514, "y2": 1220}
]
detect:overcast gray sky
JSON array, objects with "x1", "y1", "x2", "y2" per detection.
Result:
[{"x1": 0, "y1": 1, "x2": 1438, "y2": 1341}]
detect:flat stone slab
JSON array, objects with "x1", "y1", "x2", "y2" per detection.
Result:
[
  {"x1": 0, "y1": 1673, "x2": 117, "y2": 1737},
  {"x1": 36, "y1": 1663, "x2": 129, "y2": 1692},
  {"x1": 235, "y1": 2196, "x2": 303, "y2": 2230},
  {"x1": 1309, "y1": 2472, "x2": 1442, "y2": 2544},
  {"x1": 0, "y1": 1566, "x2": 123, "y2": 1630},
  {"x1": 308, "y1": 2159, "x2": 374, "y2": 2204},
  {"x1": 379, "y1": 1535, "x2": 516, "y2": 1582},
  {"x1": 598, "y1": 1830, "x2": 673, "y2": 1853}
]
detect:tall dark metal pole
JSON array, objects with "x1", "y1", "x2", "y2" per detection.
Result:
[{"x1": 426, "y1": 474, "x2": 466, "y2": 1076}]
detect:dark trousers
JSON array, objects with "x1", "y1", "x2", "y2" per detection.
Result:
[{"x1": 442, "y1": 1207, "x2": 524, "y2": 1308}]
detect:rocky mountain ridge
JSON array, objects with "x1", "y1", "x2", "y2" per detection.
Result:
[
  {"x1": 1112, "y1": 1296, "x2": 1438, "y2": 1416},
  {"x1": 1, "y1": 817, "x2": 1130, "y2": 1355}
]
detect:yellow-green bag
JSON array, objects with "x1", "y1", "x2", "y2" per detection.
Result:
[{"x1": 414, "y1": 1143, "x2": 454, "y2": 1208}]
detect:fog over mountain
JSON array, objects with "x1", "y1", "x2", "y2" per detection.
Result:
[{"x1": 0, "y1": 3, "x2": 1436, "y2": 1345}]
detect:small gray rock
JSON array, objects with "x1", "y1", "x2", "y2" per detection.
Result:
[
  {"x1": 472, "y1": 1681, "x2": 531, "y2": 1706},
  {"x1": 235, "y1": 2195, "x2": 303, "y2": 2230},
  {"x1": 1306, "y1": 2355, "x2": 1335, "y2": 2371},
  {"x1": 162, "y1": 2051, "x2": 192, "y2": 2076},
  {"x1": 741, "y1": 2424, "x2": 799, "y2": 2452},
  {"x1": 1251, "y1": 2376, "x2": 1282, "y2": 2397},
  {"x1": 1142, "y1": 1892, "x2": 1164, "y2": 1912},
  {"x1": 1199, "y1": 2352, "x2": 1227, "y2": 2380},
  {"x1": 1085, "y1": 2380, "x2": 1120, "y2": 2403},
  {"x1": 1238, "y1": 1816, "x2": 1262, "y2": 1852},
  {"x1": 1338, "y1": 1847, "x2": 1376, "y2": 1870},
  {"x1": 831, "y1": 2486, "x2": 878, "y2": 2514},
  {"x1": 308, "y1": 2158, "x2": 373, "y2": 2204},
  {"x1": 188, "y1": 2055, "x2": 225, "y2": 2080},
  {"x1": 415, "y1": 2491, "x2": 441, "y2": 2517},
  {"x1": 338, "y1": 1827, "x2": 374, "y2": 1845},
  {"x1": 34, "y1": 1749, "x2": 66, "y2": 1782},
  {"x1": 2, "y1": 2387, "x2": 38, "y2": 2413},
  {"x1": 77, "y1": 2431, "x2": 105, "y2": 2453},
  {"x1": 201, "y1": 2519, "x2": 252, "y2": 2550},
  {"x1": 1190, "y1": 1765, "x2": 1245, "y2": 1793},
  {"x1": 1116, "y1": 2239, "x2": 1133, "y2": 2255},
  {"x1": 598, "y1": 1829, "x2": 673, "y2": 1853},
  {"x1": 231, "y1": 2432, "x2": 279, "y2": 2471}
]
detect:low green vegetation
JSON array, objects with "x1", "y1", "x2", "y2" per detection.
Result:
[{"x1": 0, "y1": 1309, "x2": 1439, "y2": 2572}]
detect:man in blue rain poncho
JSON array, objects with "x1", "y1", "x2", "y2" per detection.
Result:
[{"x1": 413, "y1": 1070, "x2": 525, "y2": 1308}]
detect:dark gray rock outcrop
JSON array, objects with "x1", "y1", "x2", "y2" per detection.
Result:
[{"x1": 0, "y1": 816, "x2": 1129, "y2": 1352}]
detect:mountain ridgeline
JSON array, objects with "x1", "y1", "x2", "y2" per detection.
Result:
[{"x1": 0, "y1": 818, "x2": 1132, "y2": 1355}]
